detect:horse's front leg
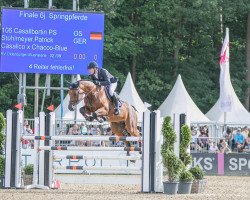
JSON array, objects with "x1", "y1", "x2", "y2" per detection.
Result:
[
  {"x1": 92, "y1": 107, "x2": 109, "y2": 123},
  {"x1": 79, "y1": 107, "x2": 94, "y2": 122}
]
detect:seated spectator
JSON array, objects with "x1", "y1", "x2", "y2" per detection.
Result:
[
  {"x1": 217, "y1": 139, "x2": 224, "y2": 151},
  {"x1": 209, "y1": 142, "x2": 219, "y2": 153},
  {"x1": 190, "y1": 126, "x2": 201, "y2": 151},
  {"x1": 244, "y1": 133, "x2": 250, "y2": 149},
  {"x1": 80, "y1": 123, "x2": 87, "y2": 135},
  {"x1": 242, "y1": 126, "x2": 249, "y2": 139},
  {"x1": 68, "y1": 124, "x2": 80, "y2": 135},
  {"x1": 220, "y1": 141, "x2": 231, "y2": 153},
  {"x1": 223, "y1": 127, "x2": 232, "y2": 145},
  {"x1": 234, "y1": 128, "x2": 245, "y2": 152},
  {"x1": 203, "y1": 125, "x2": 209, "y2": 136},
  {"x1": 198, "y1": 131, "x2": 208, "y2": 149}
]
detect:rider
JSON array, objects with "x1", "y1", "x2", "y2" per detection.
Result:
[{"x1": 87, "y1": 61, "x2": 120, "y2": 115}]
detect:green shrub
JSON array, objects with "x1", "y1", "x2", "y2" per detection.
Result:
[
  {"x1": 161, "y1": 116, "x2": 183, "y2": 182},
  {"x1": 0, "y1": 113, "x2": 5, "y2": 153},
  {"x1": 180, "y1": 125, "x2": 192, "y2": 166},
  {"x1": 189, "y1": 166, "x2": 205, "y2": 180},
  {"x1": 162, "y1": 116, "x2": 176, "y2": 151},
  {"x1": 179, "y1": 170, "x2": 194, "y2": 182},
  {"x1": 0, "y1": 155, "x2": 4, "y2": 176},
  {"x1": 23, "y1": 164, "x2": 33, "y2": 175}
]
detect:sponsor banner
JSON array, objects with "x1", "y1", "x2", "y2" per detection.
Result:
[{"x1": 192, "y1": 153, "x2": 250, "y2": 176}]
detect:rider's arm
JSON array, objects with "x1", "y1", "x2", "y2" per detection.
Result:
[{"x1": 97, "y1": 69, "x2": 111, "y2": 86}]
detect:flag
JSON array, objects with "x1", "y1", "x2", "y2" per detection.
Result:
[
  {"x1": 14, "y1": 103, "x2": 22, "y2": 110},
  {"x1": 219, "y1": 28, "x2": 232, "y2": 112},
  {"x1": 90, "y1": 32, "x2": 102, "y2": 40},
  {"x1": 47, "y1": 105, "x2": 55, "y2": 112}
]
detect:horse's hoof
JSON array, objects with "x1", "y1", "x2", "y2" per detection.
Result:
[
  {"x1": 92, "y1": 112, "x2": 98, "y2": 119},
  {"x1": 98, "y1": 118, "x2": 104, "y2": 123},
  {"x1": 130, "y1": 160, "x2": 136, "y2": 163},
  {"x1": 86, "y1": 116, "x2": 94, "y2": 122}
]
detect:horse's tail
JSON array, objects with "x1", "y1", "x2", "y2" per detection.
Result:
[{"x1": 128, "y1": 104, "x2": 139, "y2": 136}]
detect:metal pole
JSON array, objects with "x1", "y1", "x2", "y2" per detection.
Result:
[
  {"x1": 60, "y1": 74, "x2": 64, "y2": 119},
  {"x1": 48, "y1": 0, "x2": 53, "y2": 9},
  {"x1": 18, "y1": 73, "x2": 23, "y2": 94},
  {"x1": 34, "y1": 73, "x2": 39, "y2": 117}
]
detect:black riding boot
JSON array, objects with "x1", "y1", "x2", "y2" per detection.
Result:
[{"x1": 112, "y1": 93, "x2": 120, "y2": 115}]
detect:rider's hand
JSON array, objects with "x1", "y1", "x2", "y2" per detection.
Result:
[{"x1": 93, "y1": 80, "x2": 101, "y2": 86}]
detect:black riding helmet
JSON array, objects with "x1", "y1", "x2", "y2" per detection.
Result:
[{"x1": 87, "y1": 61, "x2": 98, "y2": 69}]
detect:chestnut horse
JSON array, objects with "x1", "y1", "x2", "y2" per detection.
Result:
[{"x1": 68, "y1": 80, "x2": 139, "y2": 138}]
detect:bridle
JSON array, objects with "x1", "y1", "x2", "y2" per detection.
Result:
[{"x1": 69, "y1": 85, "x2": 97, "y2": 106}]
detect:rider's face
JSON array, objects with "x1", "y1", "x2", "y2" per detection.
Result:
[{"x1": 88, "y1": 68, "x2": 95, "y2": 75}]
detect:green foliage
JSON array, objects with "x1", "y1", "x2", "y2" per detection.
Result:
[
  {"x1": 0, "y1": 113, "x2": 5, "y2": 154},
  {"x1": 180, "y1": 125, "x2": 192, "y2": 166},
  {"x1": 179, "y1": 170, "x2": 194, "y2": 182},
  {"x1": 162, "y1": 116, "x2": 176, "y2": 151},
  {"x1": 161, "y1": 149, "x2": 184, "y2": 182},
  {"x1": 161, "y1": 116, "x2": 183, "y2": 182},
  {"x1": 23, "y1": 164, "x2": 33, "y2": 175},
  {"x1": 189, "y1": 166, "x2": 205, "y2": 180},
  {"x1": 0, "y1": 155, "x2": 4, "y2": 176},
  {"x1": 0, "y1": 0, "x2": 250, "y2": 116}
]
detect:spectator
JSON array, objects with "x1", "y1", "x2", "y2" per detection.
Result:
[
  {"x1": 234, "y1": 128, "x2": 245, "y2": 152},
  {"x1": 68, "y1": 124, "x2": 80, "y2": 146},
  {"x1": 203, "y1": 125, "x2": 209, "y2": 136},
  {"x1": 217, "y1": 139, "x2": 224, "y2": 151},
  {"x1": 190, "y1": 126, "x2": 201, "y2": 151},
  {"x1": 80, "y1": 123, "x2": 87, "y2": 135},
  {"x1": 244, "y1": 133, "x2": 250, "y2": 149},
  {"x1": 68, "y1": 124, "x2": 80, "y2": 135},
  {"x1": 90, "y1": 125, "x2": 101, "y2": 146},
  {"x1": 220, "y1": 141, "x2": 231, "y2": 153},
  {"x1": 23, "y1": 122, "x2": 33, "y2": 149},
  {"x1": 223, "y1": 127, "x2": 232, "y2": 145},
  {"x1": 209, "y1": 142, "x2": 219, "y2": 153},
  {"x1": 198, "y1": 131, "x2": 208, "y2": 149},
  {"x1": 242, "y1": 126, "x2": 249, "y2": 139}
]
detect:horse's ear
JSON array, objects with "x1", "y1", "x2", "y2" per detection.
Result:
[{"x1": 68, "y1": 82, "x2": 79, "y2": 89}]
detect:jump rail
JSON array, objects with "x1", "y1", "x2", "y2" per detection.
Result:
[
  {"x1": 22, "y1": 135, "x2": 142, "y2": 142},
  {"x1": 53, "y1": 155, "x2": 142, "y2": 160},
  {"x1": 39, "y1": 146, "x2": 142, "y2": 152},
  {"x1": 54, "y1": 166, "x2": 141, "y2": 171}
]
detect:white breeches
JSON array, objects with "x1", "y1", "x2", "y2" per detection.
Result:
[{"x1": 109, "y1": 82, "x2": 117, "y2": 96}]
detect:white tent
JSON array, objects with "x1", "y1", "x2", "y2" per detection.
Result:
[
  {"x1": 158, "y1": 75, "x2": 210, "y2": 122},
  {"x1": 206, "y1": 84, "x2": 250, "y2": 124},
  {"x1": 119, "y1": 72, "x2": 147, "y2": 122}
]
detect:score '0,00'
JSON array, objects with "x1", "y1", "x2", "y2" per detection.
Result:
[{"x1": 74, "y1": 54, "x2": 98, "y2": 60}]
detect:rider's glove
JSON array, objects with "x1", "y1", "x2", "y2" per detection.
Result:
[{"x1": 93, "y1": 80, "x2": 101, "y2": 86}]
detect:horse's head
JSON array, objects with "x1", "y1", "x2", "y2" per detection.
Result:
[
  {"x1": 68, "y1": 82, "x2": 80, "y2": 111},
  {"x1": 68, "y1": 81, "x2": 96, "y2": 111}
]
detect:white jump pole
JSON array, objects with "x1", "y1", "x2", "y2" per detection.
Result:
[
  {"x1": 38, "y1": 112, "x2": 45, "y2": 186},
  {"x1": 15, "y1": 110, "x2": 23, "y2": 188},
  {"x1": 142, "y1": 110, "x2": 150, "y2": 192},
  {"x1": 54, "y1": 166, "x2": 141, "y2": 171},
  {"x1": 4, "y1": 110, "x2": 13, "y2": 188},
  {"x1": 153, "y1": 110, "x2": 163, "y2": 192},
  {"x1": 53, "y1": 155, "x2": 142, "y2": 160},
  {"x1": 26, "y1": 117, "x2": 49, "y2": 189},
  {"x1": 22, "y1": 135, "x2": 142, "y2": 142}
]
